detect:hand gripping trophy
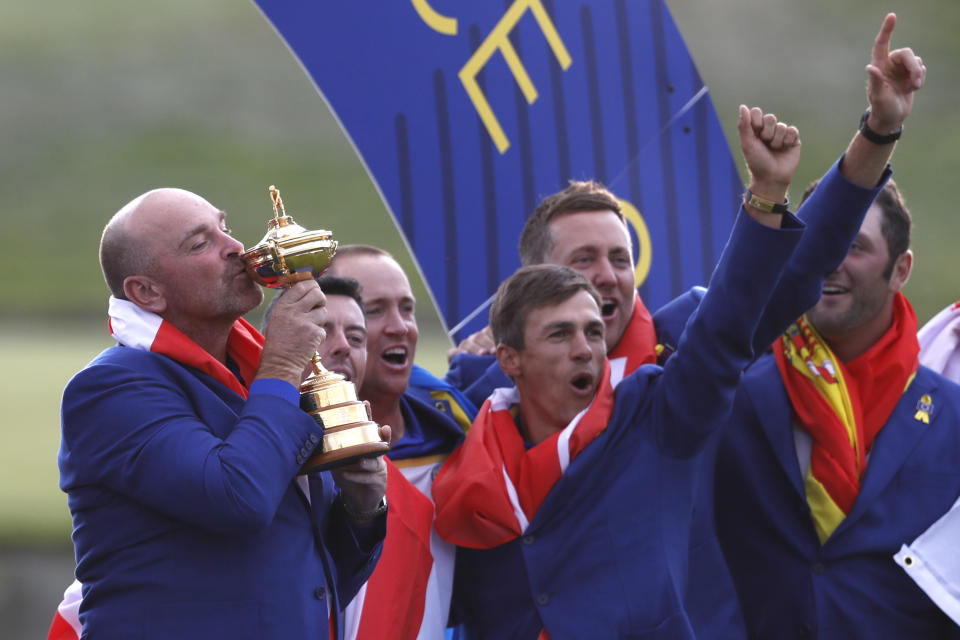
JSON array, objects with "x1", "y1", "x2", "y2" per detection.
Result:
[{"x1": 241, "y1": 186, "x2": 390, "y2": 472}]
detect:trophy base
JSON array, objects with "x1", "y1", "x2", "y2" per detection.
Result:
[
  {"x1": 299, "y1": 440, "x2": 391, "y2": 473},
  {"x1": 297, "y1": 361, "x2": 390, "y2": 473}
]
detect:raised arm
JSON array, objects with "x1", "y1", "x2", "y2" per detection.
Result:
[
  {"x1": 643, "y1": 109, "x2": 804, "y2": 458},
  {"x1": 751, "y1": 13, "x2": 927, "y2": 351},
  {"x1": 842, "y1": 12, "x2": 925, "y2": 187}
]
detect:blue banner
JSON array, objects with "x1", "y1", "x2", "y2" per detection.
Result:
[{"x1": 253, "y1": 0, "x2": 741, "y2": 340}]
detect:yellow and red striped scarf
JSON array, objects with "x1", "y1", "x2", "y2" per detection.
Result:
[{"x1": 774, "y1": 293, "x2": 919, "y2": 544}]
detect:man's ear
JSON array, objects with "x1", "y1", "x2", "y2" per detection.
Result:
[
  {"x1": 497, "y1": 343, "x2": 522, "y2": 379},
  {"x1": 123, "y1": 275, "x2": 167, "y2": 314},
  {"x1": 890, "y1": 249, "x2": 913, "y2": 292}
]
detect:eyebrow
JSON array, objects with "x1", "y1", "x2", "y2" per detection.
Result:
[
  {"x1": 178, "y1": 211, "x2": 226, "y2": 250},
  {"x1": 542, "y1": 320, "x2": 574, "y2": 334},
  {"x1": 365, "y1": 294, "x2": 416, "y2": 306}
]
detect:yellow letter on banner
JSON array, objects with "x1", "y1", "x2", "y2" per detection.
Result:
[
  {"x1": 618, "y1": 199, "x2": 653, "y2": 288},
  {"x1": 411, "y1": 0, "x2": 458, "y2": 35},
  {"x1": 459, "y1": 0, "x2": 572, "y2": 154}
]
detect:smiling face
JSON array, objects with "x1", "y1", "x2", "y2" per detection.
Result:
[
  {"x1": 123, "y1": 189, "x2": 263, "y2": 330},
  {"x1": 807, "y1": 202, "x2": 912, "y2": 359},
  {"x1": 499, "y1": 289, "x2": 606, "y2": 443},
  {"x1": 316, "y1": 293, "x2": 367, "y2": 385},
  {"x1": 331, "y1": 253, "x2": 418, "y2": 403},
  {"x1": 544, "y1": 210, "x2": 635, "y2": 353}
]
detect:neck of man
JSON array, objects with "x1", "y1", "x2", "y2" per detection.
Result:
[
  {"x1": 367, "y1": 393, "x2": 406, "y2": 444},
  {"x1": 165, "y1": 313, "x2": 236, "y2": 365},
  {"x1": 516, "y1": 401, "x2": 575, "y2": 446},
  {"x1": 606, "y1": 296, "x2": 636, "y2": 355},
  {"x1": 821, "y1": 303, "x2": 895, "y2": 364}
]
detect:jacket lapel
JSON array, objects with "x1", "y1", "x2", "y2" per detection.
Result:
[
  {"x1": 831, "y1": 370, "x2": 939, "y2": 539},
  {"x1": 745, "y1": 358, "x2": 806, "y2": 499}
]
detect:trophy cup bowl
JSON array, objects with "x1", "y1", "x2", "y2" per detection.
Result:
[
  {"x1": 241, "y1": 217, "x2": 338, "y2": 289},
  {"x1": 240, "y1": 186, "x2": 390, "y2": 472}
]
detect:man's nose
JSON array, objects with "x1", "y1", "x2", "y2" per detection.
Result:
[
  {"x1": 223, "y1": 232, "x2": 245, "y2": 257},
  {"x1": 382, "y1": 306, "x2": 408, "y2": 336},
  {"x1": 592, "y1": 257, "x2": 617, "y2": 289},
  {"x1": 571, "y1": 331, "x2": 592, "y2": 361},
  {"x1": 321, "y1": 328, "x2": 349, "y2": 358}
]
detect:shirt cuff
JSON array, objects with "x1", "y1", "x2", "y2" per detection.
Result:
[{"x1": 249, "y1": 378, "x2": 299, "y2": 407}]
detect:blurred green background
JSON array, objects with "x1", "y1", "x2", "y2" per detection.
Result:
[{"x1": 2, "y1": 0, "x2": 957, "y2": 636}]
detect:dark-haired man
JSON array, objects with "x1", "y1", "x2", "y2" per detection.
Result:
[
  {"x1": 328, "y1": 246, "x2": 477, "y2": 639},
  {"x1": 714, "y1": 178, "x2": 960, "y2": 637},
  {"x1": 55, "y1": 188, "x2": 386, "y2": 640},
  {"x1": 270, "y1": 274, "x2": 445, "y2": 640}
]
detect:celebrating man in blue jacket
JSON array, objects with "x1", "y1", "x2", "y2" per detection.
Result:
[
  {"x1": 58, "y1": 188, "x2": 387, "y2": 639},
  {"x1": 431, "y1": 105, "x2": 812, "y2": 638}
]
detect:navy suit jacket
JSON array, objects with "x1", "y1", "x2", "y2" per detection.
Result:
[
  {"x1": 59, "y1": 347, "x2": 384, "y2": 639},
  {"x1": 716, "y1": 358, "x2": 960, "y2": 639}
]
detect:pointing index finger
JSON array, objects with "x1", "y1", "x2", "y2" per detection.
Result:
[{"x1": 872, "y1": 13, "x2": 896, "y2": 63}]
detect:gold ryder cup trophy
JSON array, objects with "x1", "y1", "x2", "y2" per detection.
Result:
[{"x1": 241, "y1": 186, "x2": 390, "y2": 472}]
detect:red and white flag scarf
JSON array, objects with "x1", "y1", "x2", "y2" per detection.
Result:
[
  {"x1": 608, "y1": 294, "x2": 658, "y2": 385},
  {"x1": 47, "y1": 580, "x2": 82, "y2": 640},
  {"x1": 774, "y1": 292, "x2": 919, "y2": 544},
  {"x1": 433, "y1": 361, "x2": 614, "y2": 549},
  {"x1": 107, "y1": 296, "x2": 264, "y2": 397},
  {"x1": 344, "y1": 460, "x2": 437, "y2": 640}
]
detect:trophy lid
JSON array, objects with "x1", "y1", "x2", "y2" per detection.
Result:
[{"x1": 241, "y1": 186, "x2": 338, "y2": 288}]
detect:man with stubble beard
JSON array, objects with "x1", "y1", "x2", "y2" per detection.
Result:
[{"x1": 328, "y1": 246, "x2": 477, "y2": 639}]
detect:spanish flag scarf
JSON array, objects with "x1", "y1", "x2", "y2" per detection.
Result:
[
  {"x1": 774, "y1": 293, "x2": 919, "y2": 544},
  {"x1": 433, "y1": 361, "x2": 614, "y2": 550},
  {"x1": 107, "y1": 296, "x2": 264, "y2": 398}
]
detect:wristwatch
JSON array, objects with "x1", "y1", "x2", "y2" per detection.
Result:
[
  {"x1": 342, "y1": 495, "x2": 388, "y2": 523},
  {"x1": 859, "y1": 107, "x2": 902, "y2": 145}
]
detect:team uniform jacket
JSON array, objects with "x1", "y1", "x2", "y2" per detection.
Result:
[
  {"x1": 448, "y1": 158, "x2": 887, "y2": 639},
  {"x1": 716, "y1": 358, "x2": 960, "y2": 639},
  {"x1": 450, "y1": 207, "x2": 805, "y2": 639},
  {"x1": 59, "y1": 347, "x2": 384, "y2": 640}
]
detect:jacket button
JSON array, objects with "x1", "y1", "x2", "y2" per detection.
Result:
[
  {"x1": 296, "y1": 455, "x2": 304, "y2": 465},
  {"x1": 309, "y1": 433, "x2": 319, "y2": 444},
  {"x1": 537, "y1": 593, "x2": 549, "y2": 606},
  {"x1": 300, "y1": 446, "x2": 310, "y2": 458},
  {"x1": 314, "y1": 586, "x2": 326, "y2": 600},
  {"x1": 812, "y1": 562, "x2": 826, "y2": 575},
  {"x1": 523, "y1": 535, "x2": 536, "y2": 545}
]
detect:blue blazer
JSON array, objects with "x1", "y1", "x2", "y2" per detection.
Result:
[
  {"x1": 716, "y1": 357, "x2": 960, "y2": 639},
  {"x1": 59, "y1": 347, "x2": 384, "y2": 639}
]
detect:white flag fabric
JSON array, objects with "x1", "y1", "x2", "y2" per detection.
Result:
[
  {"x1": 918, "y1": 301, "x2": 960, "y2": 385},
  {"x1": 894, "y1": 302, "x2": 960, "y2": 626},
  {"x1": 894, "y1": 495, "x2": 960, "y2": 626}
]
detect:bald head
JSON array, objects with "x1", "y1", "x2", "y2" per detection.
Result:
[{"x1": 99, "y1": 188, "x2": 218, "y2": 299}]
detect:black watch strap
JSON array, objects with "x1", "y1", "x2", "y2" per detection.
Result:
[{"x1": 859, "y1": 107, "x2": 902, "y2": 145}]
